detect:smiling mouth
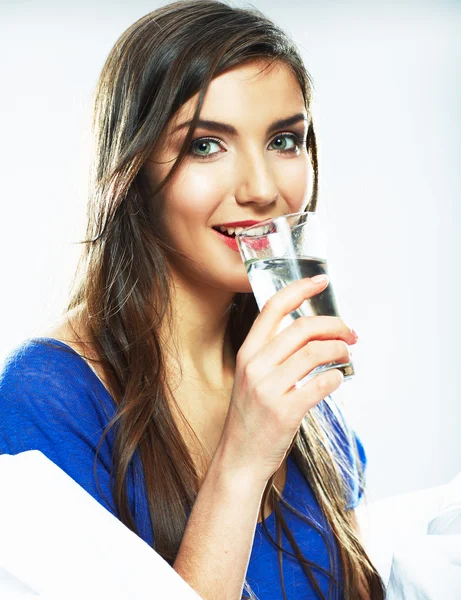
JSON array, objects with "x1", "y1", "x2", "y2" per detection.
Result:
[{"x1": 212, "y1": 226, "x2": 236, "y2": 238}]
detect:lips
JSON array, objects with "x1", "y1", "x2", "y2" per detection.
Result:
[
  {"x1": 212, "y1": 226, "x2": 240, "y2": 238},
  {"x1": 212, "y1": 225, "x2": 271, "y2": 253},
  {"x1": 213, "y1": 227, "x2": 240, "y2": 252},
  {"x1": 214, "y1": 220, "x2": 264, "y2": 228},
  {"x1": 211, "y1": 217, "x2": 279, "y2": 254}
]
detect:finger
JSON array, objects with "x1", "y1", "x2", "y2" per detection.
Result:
[
  {"x1": 255, "y1": 315, "x2": 357, "y2": 369},
  {"x1": 239, "y1": 275, "x2": 330, "y2": 362},
  {"x1": 271, "y1": 339, "x2": 352, "y2": 395},
  {"x1": 283, "y1": 368, "x2": 344, "y2": 423}
]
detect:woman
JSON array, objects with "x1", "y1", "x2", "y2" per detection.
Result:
[{"x1": 0, "y1": 1, "x2": 386, "y2": 598}]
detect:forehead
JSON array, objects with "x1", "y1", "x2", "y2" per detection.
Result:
[{"x1": 172, "y1": 59, "x2": 306, "y2": 128}]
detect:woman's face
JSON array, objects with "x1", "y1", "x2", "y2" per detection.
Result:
[{"x1": 146, "y1": 59, "x2": 311, "y2": 294}]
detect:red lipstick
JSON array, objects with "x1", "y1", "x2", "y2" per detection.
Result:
[
  {"x1": 213, "y1": 229, "x2": 240, "y2": 252},
  {"x1": 214, "y1": 219, "x2": 264, "y2": 228}
]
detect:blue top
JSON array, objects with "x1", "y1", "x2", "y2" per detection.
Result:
[{"x1": 0, "y1": 338, "x2": 367, "y2": 600}]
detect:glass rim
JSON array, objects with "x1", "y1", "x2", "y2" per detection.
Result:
[{"x1": 235, "y1": 211, "x2": 315, "y2": 239}]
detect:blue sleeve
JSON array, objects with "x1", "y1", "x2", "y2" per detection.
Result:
[
  {"x1": 0, "y1": 339, "x2": 119, "y2": 517},
  {"x1": 321, "y1": 395, "x2": 367, "y2": 510}
]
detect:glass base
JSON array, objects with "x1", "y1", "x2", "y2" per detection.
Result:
[{"x1": 295, "y1": 361, "x2": 354, "y2": 389}]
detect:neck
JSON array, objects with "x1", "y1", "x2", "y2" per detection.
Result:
[{"x1": 163, "y1": 267, "x2": 237, "y2": 391}]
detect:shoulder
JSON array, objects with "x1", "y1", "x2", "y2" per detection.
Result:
[
  {"x1": 0, "y1": 336, "x2": 117, "y2": 451},
  {"x1": 0, "y1": 336, "x2": 121, "y2": 517},
  {"x1": 1, "y1": 336, "x2": 93, "y2": 392},
  {"x1": 0, "y1": 334, "x2": 106, "y2": 399},
  {"x1": 42, "y1": 308, "x2": 116, "y2": 397}
]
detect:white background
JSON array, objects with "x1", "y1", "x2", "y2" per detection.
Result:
[{"x1": 1, "y1": 0, "x2": 460, "y2": 502}]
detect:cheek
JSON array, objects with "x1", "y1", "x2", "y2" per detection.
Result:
[
  {"x1": 165, "y1": 163, "x2": 228, "y2": 222},
  {"x1": 274, "y1": 155, "x2": 310, "y2": 212}
]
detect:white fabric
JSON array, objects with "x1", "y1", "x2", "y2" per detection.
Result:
[
  {"x1": 356, "y1": 471, "x2": 461, "y2": 599},
  {"x1": 0, "y1": 450, "x2": 201, "y2": 600},
  {"x1": 1, "y1": 449, "x2": 460, "y2": 599}
]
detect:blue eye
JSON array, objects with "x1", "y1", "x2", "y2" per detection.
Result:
[
  {"x1": 190, "y1": 138, "x2": 222, "y2": 158},
  {"x1": 269, "y1": 133, "x2": 304, "y2": 153}
]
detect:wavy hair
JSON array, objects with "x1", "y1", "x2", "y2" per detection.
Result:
[{"x1": 64, "y1": 1, "x2": 385, "y2": 598}]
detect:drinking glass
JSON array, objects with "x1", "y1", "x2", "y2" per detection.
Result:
[{"x1": 235, "y1": 211, "x2": 354, "y2": 388}]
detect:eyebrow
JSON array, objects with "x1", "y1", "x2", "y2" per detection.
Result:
[{"x1": 171, "y1": 113, "x2": 308, "y2": 136}]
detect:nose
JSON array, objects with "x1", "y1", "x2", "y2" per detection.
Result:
[{"x1": 234, "y1": 150, "x2": 278, "y2": 206}]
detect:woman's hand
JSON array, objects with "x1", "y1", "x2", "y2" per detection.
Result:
[{"x1": 217, "y1": 275, "x2": 358, "y2": 486}]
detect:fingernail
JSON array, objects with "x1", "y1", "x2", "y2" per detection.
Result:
[
  {"x1": 312, "y1": 274, "x2": 329, "y2": 284},
  {"x1": 352, "y1": 329, "x2": 359, "y2": 341}
]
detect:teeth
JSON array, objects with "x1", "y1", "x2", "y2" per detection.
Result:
[
  {"x1": 217, "y1": 225, "x2": 236, "y2": 235},
  {"x1": 217, "y1": 223, "x2": 272, "y2": 236},
  {"x1": 245, "y1": 224, "x2": 272, "y2": 237}
]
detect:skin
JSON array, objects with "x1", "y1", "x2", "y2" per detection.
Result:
[
  {"x1": 48, "y1": 57, "x2": 311, "y2": 500},
  {"x1": 143, "y1": 59, "x2": 311, "y2": 483},
  {"x1": 145, "y1": 58, "x2": 310, "y2": 401},
  {"x1": 144, "y1": 58, "x2": 364, "y2": 556}
]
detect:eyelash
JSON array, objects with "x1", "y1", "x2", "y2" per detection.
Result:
[{"x1": 189, "y1": 133, "x2": 306, "y2": 160}]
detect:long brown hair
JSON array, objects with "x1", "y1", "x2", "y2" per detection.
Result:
[{"x1": 63, "y1": 1, "x2": 385, "y2": 598}]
